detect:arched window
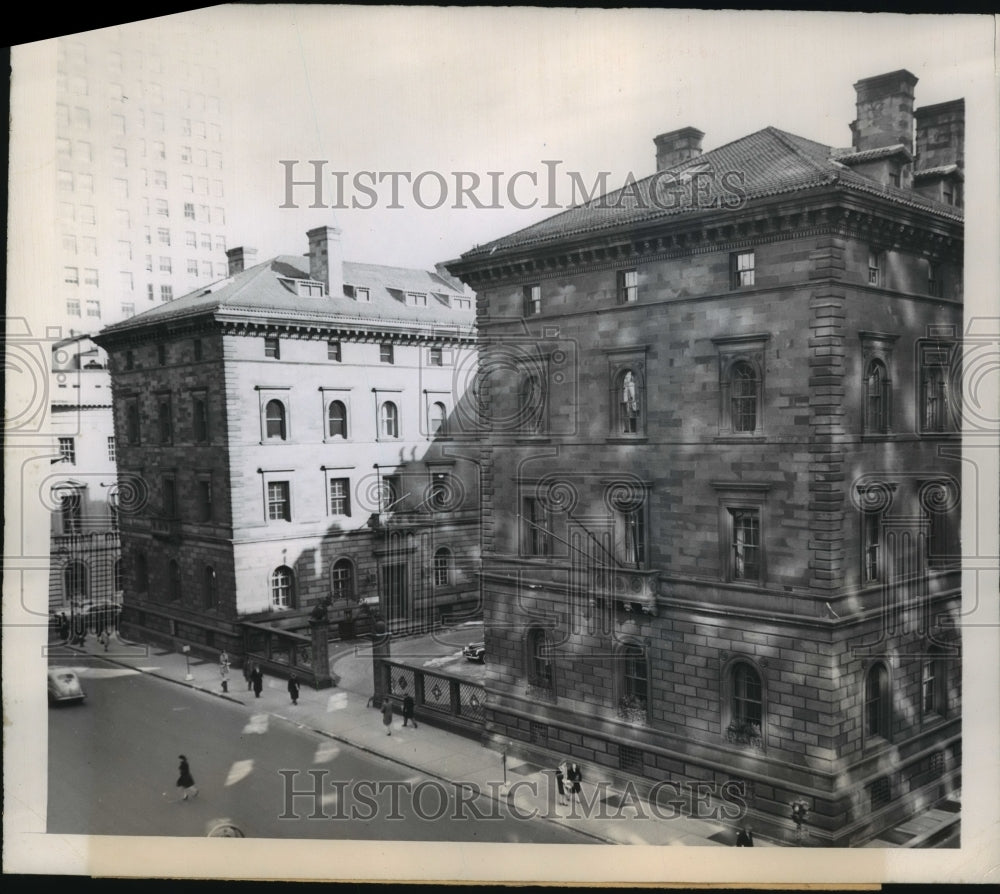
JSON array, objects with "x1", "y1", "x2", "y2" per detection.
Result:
[
  {"x1": 865, "y1": 661, "x2": 890, "y2": 740},
  {"x1": 265, "y1": 399, "x2": 287, "y2": 440},
  {"x1": 429, "y1": 401, "x2": 446, "y2": 435},
  {"x1": 865, "y1": 359, "x2": 889, "y2": 433},
  {"x1": 135, "y1": 551, "x2": 149, "y2": 592},
  {"x1": 327, "y1": 400, "x2": 347, "y2": 439},
  {"x1": 527, "y1": 627, "x2": 553, "y2": 690},
  {"x1": 203, "y1": 565, "x2": 218, "y2": 610},
  {"x1": 330, "y1": 558, "x2": 354, "y2": 600},
  {"x1": 380, "y1": 401, "x2": 399, "y2": 438},
  {"x1": 616, "y1": 369, "x2": 641, "y2": 434},
  {"x1": 433, "y1": 548, "x2": 452, "y2": 587},
  {"x1": 271, "y1": 565, "x2": 294, "y2": 608},
  {"x1": 168, "y1": 559, "x2": 181, "y2": 602},
  {"x1": 64, "y1": 560, "x2": 89, "y2": 601},
  {"x1": 730, "y1": 361, "x2": 758, "y2": 433}
]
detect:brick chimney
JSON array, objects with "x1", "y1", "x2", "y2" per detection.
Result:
[
  {"x1": 850, "y1": 69, "x2": 918, "y2": 153},
  {"x1": 654, "y1": 127, "x2": 705, "y2": 171},
  {"x1": 915, "y1": 98, "x2": 964, "y2": 171},
  {"x1": 225, "y1": 247, "x2": 257, "y2": 276},
  {"x1": 306, "y1": 225, "x2": 344, "y2": 298}
]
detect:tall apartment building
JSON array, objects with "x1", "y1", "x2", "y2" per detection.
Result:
[
  {"x1": 55, "y1": 29, "x2": 232, "y2": 334},
  {"x1": 446, "y1": 70, "x2": 963, "y2": 846},
  {"x1": 94, "y1": 226, "x2": 481, "y2": 663}
]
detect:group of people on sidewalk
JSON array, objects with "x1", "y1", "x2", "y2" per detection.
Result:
[
  {"x1": 554, "y1": 761, "x2": 583, "y2": 807},
  {"x1": 381, "y1": 693, "x2": 418, "y2": 735}
]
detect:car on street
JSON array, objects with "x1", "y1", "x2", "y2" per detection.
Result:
[
  {"x1": 48, "y1": 668, "x2": 86, "y2": 705},
  {"x1": 462, "y1": 641, "x2": 485, "y2": 663}
]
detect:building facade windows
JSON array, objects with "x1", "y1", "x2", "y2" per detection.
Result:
[
  {"x1": 380, "y1": 343, "x2": 394, "y2": 364},
  {"x1": 125, "y1": 399, "x2": 140, "y2": 445},
  {"x1": 522, "y1": 496, "x2": 551, "y2": 557},
  {"x1": 729, "y1": 510, "x2": 760, "y2": 581},
  {"x1": 107, "y1": 436, "x2": 116, "y2": 462},
  {"x1": 860, "y1": 334, "x2": 897, "y2": 435},
  {"x1": 197, "y1": 477, "x2": 213, "y2": 522},
  {"x1": 428, "y1": 400, "x2": 447, "y2": 435},
  {"x1": 271, "y1": 566, "x2": 294, "y2": 608},
  {"x1": 58, "y1": 437, "x2": 76, "y2": 464},
  {"x1": 429, "y1": 471, "x2": 454, "y2": 512},
  {"x1": 64, "y1": 560, "x2": 88, "y2": 601},
  {"x1": 433, "y1": 547, "x2": 452, "y2": 587},
  {"x1": 203, "y1": 565, "x2": 218, "y2": 610},
  {"x1": 724, "y1": 660, "x2": 764, "y2": 747},
  {"x1": 379, "y1": 401, "x2": 399, "y2": 439},
  {"x1": 267, "y1": 481, "x2": 291, "y2": 521},
  {"x1": 264, "y1": 336, "x2": 280, "y2": 359},
  {"x1": 265, "y1": 399, "x2": 287, "y2": 440},
  {"x1": 611, "y1": 491, "x2": 647, "y2": 568},
  {"x1": 60, "y1": 490, "x2": 82, "y2": 534},
  {"x1": 919, "y1": 342, "x2": 956, "y2": 433},
  {"x1": 330, "y1": 558, "x2": 354, "y2": 600},
  {"x1": 526, "y1": 627, "x2": 553, "y2": 691},
  {"x1": 162, "y1": 477, "x2": 177, "y2": 518},
  {"x1": 428, "y1": 346, "x2": 443, "y2": 366},
  {"x1": 864, "y1": 661, "x2": 891, "y2": 742},
  {"x1": 609, "y1": 363, "x2": 644, "y2": 435},
  {"x1": 863, "y1": 510, "x2": 882, "y2": 584},
  {"x1": 617, "y1": 269, "x2": 639, "y2": 304},
  {"x1": 192, "y1": 394, "x2": 209, "y2": 442},
  {"x1": 328, "y1": 340, "x2": 342, "y2": 362},
  {"x1": 619, "y1": 643, "x2": 648, "y2": 721},
  {"x1": 714, "y1": 481, "x2": 770, "y2": 585},
  {"x1": 518, "y1": 372, "x2": 542, "y2": 434},
  {"x1": 921, "y1": 479, "x2": 960, "y2": 570},
  {"x1": 868, "y1": 248, "x2": 884, "y2": 286},
  {"x1": 158, "y1": 397, "x2": 173, "y2": 443},
  {"x1": 327, "y1": 401, "x2": 348, "y2": 439},
  {"x1": 730, "y1": 250, "x2": 755, "y2": 288},
  {"x1": 714, "y1": 335, "x2": 767, "y2": 436},
  {"x1": 328, "y1": 477, "x2": 351, "y2": 516},
  {"x1": 168, "y1": 559, "x2": 182, "y2": 602},
  {"x1": 524, "y1": 283, "x2": 541, "y2": 316}
]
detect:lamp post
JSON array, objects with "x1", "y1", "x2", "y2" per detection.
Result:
[{"x1": 182, "y1": 644, "x2": 193, "y2": 681}]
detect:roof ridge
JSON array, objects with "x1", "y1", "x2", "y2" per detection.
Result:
[{"x1": 764, "y1": 126, "x2": 834, "y2": 177}]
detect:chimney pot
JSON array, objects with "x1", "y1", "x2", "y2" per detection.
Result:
[{"x1": 654, "y1": 127, "x2": 705, "y2": 171}]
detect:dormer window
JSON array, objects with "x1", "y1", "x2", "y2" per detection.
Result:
[
  {"x1": 406, "y1": 291, "x2": 428, "y2": 307},
  {"x1": 452, "y1": 296, "x2": 472, "y2": 310},
  {"x1": 350, "y1": 286, "x2": 370, "y2": 303},
  {"x1": 296, "y1": 280, "x2": 325, "y2": 297}
]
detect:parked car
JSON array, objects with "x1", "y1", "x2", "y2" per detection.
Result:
[
  {"x1": 48, "y1": 668, "x2": 86, "y2": 705},
  {"x1": 462, "y1": 641, "x2": 486, "y2": 663}
]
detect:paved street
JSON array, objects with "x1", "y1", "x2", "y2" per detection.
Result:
[{"x1": 47, "y1": 659, "x2": 593, "y2": 843}]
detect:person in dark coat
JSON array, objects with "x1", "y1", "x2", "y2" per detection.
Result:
[
  {"x1": 735, "y1": 826, "x2": 754, "y2": 847},
  {"x1": 176, "y1": 754, "x2": 199, "y2": 800},
  {"x1": 381, "y1": 697, "x2": 394, "y2": 735},
  {"x1": 251, "y1": 663, "x2": 264, "y2": 698},
  {"x1": 567, "y1": 762, "x2": 582, "y2": 807},
  {"x1": 555, "y1": 764, "x2": 568, "y2": 806},
  {"x1": 243, "y1": 661, "x2": 253, "y2": 691},
  {"x1": 287, "y1": 674, "x2": 300, "y2": 706},
  {"x1": 59, "y1": 613, "x2": 70, "y2": 644},
  {"x1": 402, "y1": 693, "x2": 417, "y2": 728}
]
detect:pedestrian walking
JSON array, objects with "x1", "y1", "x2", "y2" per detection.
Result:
[
  {"x1": 381, "y1": 697, "x2": 394, "y2": 735},
  {"x1": 402, "y1": 693, "x2": 417, "y2": 728},
  {"x1": 243, "y1": 660, "x2": 253, "y2": 691},
  {"x1": 567, "y1": 761, "x2": 582, "y2": 808},
  {"x1": 251, "y1": 663, "x2": 264, "y2": 698},
  {"x1": 176, "y1": 754, "x2": 199, "y2": 800},
  {"x1": 59, "y1": 613, "x2": 70, "y2": 644},
  {"x1": 735, "y1": 825, "x2": 754, "y2": 847},
  {"x1": 219, "y1": 650, "x2": 230, "y2": 693},
  {"x1": 287, "y1": 673, "x2": 300, "y2": 706},
  {"x1": 555, "y1": 763, "x2": 568, "y2": 806}
]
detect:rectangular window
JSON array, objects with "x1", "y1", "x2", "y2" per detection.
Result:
[
  {"x1": 192, "y1": 394, "x2": 209, "y2": 442},
  {"x1": 617, "y1": 269, "x2": 638, "y2": 304},
  {"x1": 160, "y1": 285, "x2": 173, "y2": 302},
  {"x1": 66, "y1": 299, "x2": 81, "y2": 316},
  {"x1": 155, "y1": 199, "x2": 169, "y2": 217},
  {"x1": 107, "y1": 437, "x2": 116, "y2": 462},
  {"x1": 731, "y1": 251, "x2": 755, "y2": 288},
  {"x1": 868, "y1": 249, "x2": 883, "y2": 286},
  {"x1": 406, "y1": 291, "x2": 428, "y2": 307},
  {"x1": 121, "y1": 303, "x2": 135, "y2": 318},
  {"x1": 730, "y1": 509, "x2": 760, "y2": 581},
  {"x1": 63, "y1": 266, "x2": 79, "y2": 285},
  {"x1": 428, "y1": 346, "x2": 443, "y2": 367},
  {"x1": 380, "y1": 343, "x2": 394, "y2": 364},
  {"x1": 328, "y1": 340, "x2": 342, "y2": 362},
  {"x1": 157, "y1": 227, "x2": 171, "y2": 246},
  {"x1": 524, "y1": 497, "x2": 551, "y2": 557},
  {"x1": 159, "y1": 257, "x2": 172, "y2": 274},
  {"x1": 61, "y1": 491, "x2": 82, "y2": 534},
  {"x1": 187, "y1": 259, "x2": 199, "y2": 276},
  {"x1": 430, "y1": 471, "x2": 453, "y2": 511},
  {"x1": 329, "y1": 478, "x2": 351, "y2": 516},
  {"x1": 928, "y1": 263, "x2": 942, "y2": 298},
  {"x1": 197, "y1": 479, "x2": 213, "y2": 522},
  {"x1": 58, "y1": 437, "x2": 76, "y2": 464},
  {"x1": 267, "y1": 481, "x2": 291, "y2": 521},
  {"x1": 354, "y1": 287, "x2": 371, "y2": 303},
  {"x1": 83, "y1": 268, "x2": 99, "y2": 286},
  {"x1": 184, "y1": 202, "x2": 195, "y2": 220},
  {"x1": 85, "y1": 300, "x2": 101, "y2": 318},
  {"x1": 265, "y1": 336, "x2": 280, "y2": 359},
  {"x1": 524, "y1": 283, "x2": 541, "y2": 316},
  {"x1": 158, "y1": 397, "x2": 173, "y2": 443},
  {"x1": 616, "y1": 504, "x2": 646, "y2": 567}
]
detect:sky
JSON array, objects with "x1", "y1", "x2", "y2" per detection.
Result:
[{"x1": 14, "y1": 6, "x2": 993, "y2": 272}]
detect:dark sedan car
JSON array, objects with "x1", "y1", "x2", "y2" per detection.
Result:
[
  {"x1": 48, "y1": 668, "x2": 86, "y2": 705},
  {"x1": 462, "y1": 641, "x2": 485, "y2": 663}
]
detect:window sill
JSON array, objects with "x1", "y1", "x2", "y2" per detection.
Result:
[
  {"x1": 714, "y1": 434, "x2": 766, "y2": 443},
  {"x1": 606, "y1": 436, "x2": 648, "y2": 444},
  {"x1": 860, "y1": 433, "x2": 900, "y2": 442}
]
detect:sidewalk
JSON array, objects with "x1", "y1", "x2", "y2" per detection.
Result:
[{"x1": 49, "y1": 632, "x2": 958, "y2": 848}]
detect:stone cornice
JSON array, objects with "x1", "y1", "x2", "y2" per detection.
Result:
[{"x1": 448, "y1": 188, "x2": 963, "y2": 288}]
